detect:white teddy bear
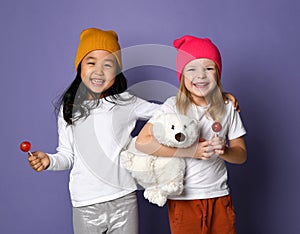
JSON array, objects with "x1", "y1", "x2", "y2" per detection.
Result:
[{"x1": 121, "y1": 111, "x2": 199, "y2": 207}]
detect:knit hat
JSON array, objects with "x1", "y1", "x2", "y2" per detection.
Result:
[
  {"x1": 173, "y1": 35, "x2": 222, "y2": 80},
  {"x1": 75, "y1": 28, "x2": 122, "y2": 71}
]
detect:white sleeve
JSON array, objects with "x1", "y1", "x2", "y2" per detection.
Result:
[
  {"x1": 133, "y1": 97, "x2": 161, "y2": 120},
  {"x1": 46, "y1": 108, "x2": 74, "y2": 171},
  {"x1": 227, "y1": 104, "x2": 247, "y2": 140}
]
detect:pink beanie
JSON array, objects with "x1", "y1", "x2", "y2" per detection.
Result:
[{"x1": 173, "y1": 35, "x2": 222, "y2": 80}]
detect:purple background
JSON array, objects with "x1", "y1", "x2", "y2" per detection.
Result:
[{"x1": 1, "y1": 0, "x2": 299, "y2": 233}]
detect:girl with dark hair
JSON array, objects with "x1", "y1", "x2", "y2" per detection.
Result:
[{"x1": 27, "y1": 28, "x2": 160, "y2": 233}]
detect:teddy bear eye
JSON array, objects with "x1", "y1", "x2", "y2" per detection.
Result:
[
  {"x1": 171, "y1": 125, "x2": 175, "y2": 130},
  {"x1": 183, "y1": 125, "x2": 187, "y2": 129}
]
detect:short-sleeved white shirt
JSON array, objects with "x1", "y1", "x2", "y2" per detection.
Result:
[{"x1": 150, "y1": 96, "x2": 246, "y2": 200}]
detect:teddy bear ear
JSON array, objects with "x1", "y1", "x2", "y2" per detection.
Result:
[
  {"x1": 191, "y1": 119, "x2": 198, "y2": 127},
  {"x1": 187, "y1": 118, "x2": 200, "y2": 134}
]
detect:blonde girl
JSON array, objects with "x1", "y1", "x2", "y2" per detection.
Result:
[{"x1": 136, "y1": 35, "x2": 247, "y2": 234}]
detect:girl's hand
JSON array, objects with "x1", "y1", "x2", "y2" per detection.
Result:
[
  {"x1": 193, "y1": 140, "x2": 215, "y2": 160},
  {"x1": 210, "y1": 135, "x2": 226, "y2": 156},
  {"x1": 27, "y1": 151, "x2": 50, "y2": 172},
  {"x1": 223, "y1": 92, "x2": 240, "y2": 112}
]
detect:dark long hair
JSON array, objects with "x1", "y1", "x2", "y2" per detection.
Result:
[{"x1": 56, "y1": 64, "x2": 128, "y2": 125}]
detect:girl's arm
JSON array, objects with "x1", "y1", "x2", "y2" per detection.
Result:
[
  {"x1": 46, "y1": 114, "x2": 74, "y2": 170},
  {"x1": 27, "y1": 108, "x2": 74, "y2": 172},
  {"x1": 136, "y1": 122, "x2": 215, "y2": 160},
  {"x1": 223, "y1": 92, "x2": 240, "y2": 112},
  {"x1": 212, "y1": 136, "x2": 247, "y2": 164}
]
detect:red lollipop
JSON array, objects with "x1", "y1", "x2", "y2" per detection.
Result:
[
  {"x1": 212, "y1": 122, "x2": 222, "y2": 136},
  {"x1": 20, "y1": 141, "x2": 33, "y2": 156}
]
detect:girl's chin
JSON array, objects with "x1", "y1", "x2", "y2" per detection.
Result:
[
  {"x1": 191, "y1": 89, "x2": 207, "y2": 96},
  {"x1": 192, "y1": 86, "x2": 214, "y2": 96},
  {"x1": 86, "y1": 88, "x2": 105, "y2": 98},
  {"x1": 89, "y1": 84, "x2": 106, "y2": 93}
]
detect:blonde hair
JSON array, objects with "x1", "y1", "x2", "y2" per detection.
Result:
[{"x1": 176, "y1": 67, "x2": 225, "y2": 122}]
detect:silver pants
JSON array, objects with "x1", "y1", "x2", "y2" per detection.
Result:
[{"x1": 73, "y1": 192, "x2": 138, "y2": 234}]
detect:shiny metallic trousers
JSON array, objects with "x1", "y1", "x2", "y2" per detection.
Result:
[{"x1": 73, "y1": 192, "x2": 138, "y2": 234}]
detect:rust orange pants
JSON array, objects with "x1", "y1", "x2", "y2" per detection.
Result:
[{"x1": 168, "y1": 195, "x2": 236, "y2": 234}]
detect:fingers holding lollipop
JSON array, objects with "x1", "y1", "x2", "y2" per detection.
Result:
[{"x1": 20, "y1": 141, "x2": 50, "y2": 172}]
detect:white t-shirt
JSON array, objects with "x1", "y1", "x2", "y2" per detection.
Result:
[
  {"x1": 150, "y1": 96, "x2": 246, "y2": 200},
  {"x1": 47, "y1": 92, "x2": 160, "y2": 207}
]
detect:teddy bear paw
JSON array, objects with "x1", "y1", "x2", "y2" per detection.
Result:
[
  {"x1": 160, "y1": 181, "x2": 183, "y2": 195},
  {"x1": 120, "y1": 151, "x2": 134, "y2": 170},
  {"x1": 144, "y1": 189, "x2": 167, "y2": 207}
]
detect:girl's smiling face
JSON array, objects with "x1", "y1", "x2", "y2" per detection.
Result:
[
  {"x1": 183, "y1": 58, "x2": 218, "y2": 105},
  {"x1": 80, "y1": 50, "x2": 117, "y2": 98}
]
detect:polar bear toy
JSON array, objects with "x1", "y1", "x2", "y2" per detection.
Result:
[{"x1": 120, "y1": 111, "x2": 199, "y2": 207}]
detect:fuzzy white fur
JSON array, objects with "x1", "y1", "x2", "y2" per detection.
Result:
[{"x1": 121, "y1": 112, "x2": 199, "y2": 207}]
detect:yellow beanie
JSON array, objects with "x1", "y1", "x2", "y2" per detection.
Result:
[{"x1": 74, "y1": 28, "x2": 122, "y2": 71}]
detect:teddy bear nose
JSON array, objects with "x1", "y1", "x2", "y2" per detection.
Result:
[{"x1": 175, "y1": 133, "x2": 186, "y2": 142}]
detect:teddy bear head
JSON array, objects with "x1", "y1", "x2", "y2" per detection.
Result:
[{"x1": 151, "y1": 111, "x2": 199, "y2": 148}]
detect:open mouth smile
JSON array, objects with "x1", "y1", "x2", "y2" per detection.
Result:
[
  {"x1": 90, "y1": 78, "x2": 105, "y2": 86},
  {"x1": 192, "y1": 82, "x2": 209, "y2": 88}
]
